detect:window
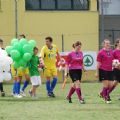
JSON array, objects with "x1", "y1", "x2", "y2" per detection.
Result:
[
  {"x1": 25, "y1": 0, "x2": 40, "y2": 10},
  {"x1": 73, "y1": 0, "x2": 89, "y2": 10},
  {"x1": 41, "y1": 0, "x2": 56, "y2": 10},
  {"x1": 57, "y1": 0, "x2": 72, "y2": 10},
  {"x1": 25, "y1": 0, "x2": 89, "y2": 11}
]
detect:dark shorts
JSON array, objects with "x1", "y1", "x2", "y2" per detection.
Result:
[
  {"x1": 113, "y1": 68, "x2": 120, "y2": 82},
  {"x1": 99, "y1": 69, "x2": 113, "y2": 82},
  {"x1": 69, "y1": 69, "x2": 82, "y2": 83}
]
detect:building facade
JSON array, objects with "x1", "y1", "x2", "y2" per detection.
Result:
[{"x1": 0, "y1": 0, "x2": 98, "y2": 51}]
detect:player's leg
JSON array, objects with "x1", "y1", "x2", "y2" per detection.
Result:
[
  {"x1": 108, "y1": 69, "x2": 119, "y2": 95},
  {"x1": 107, "y1": 71, "x2": 114, "y2": 101},
  {"x1": 44, "y1": 68, "x2": 52, "y2": 97},
  {"x1": 99, "y1": 69, "x2": 109, "y2": 102},
  {"x1": 0, "y1": 82, "x2": 5, "y2": 97},
  {"x1": 74, "y1": 70, "x2": 85, "y2": 104},
  {"x1": 66, "y1": 83, "x2": 75, "y2": 103},
  {"x1": 50, "y1": 68, "x2": 58, "y2": 97},
  {"x1": 66, "y1": 70, "x2": 76, "y2": 103},
  {"x1": 29, "y1": 76, "x2": 41, "y2": 97},
  {"x1": 21, "y1": 68, "x2": 30, "y2": 96},
  {"x1": 15, "y1": 70, "x2": 23, "y2": 98},
  {"x1": 75, "y1": 80, "x2": 85, "y2": 104},
  {"x1": 11, "y1": 66, "x2": 17, "y2": 96}
]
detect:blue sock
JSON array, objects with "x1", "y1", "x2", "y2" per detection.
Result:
[
  {"x1": 46, "y1": 80, "x2": 51, "y2": 94},
  {"x1": 16, "y1": 82, "x2": 20, "y2": 94},
  {"x1": 13, "y1": 81, "x2": 17, "y2": 94},
  {"x1": 21, "y1": 80, "x2": 29, "y2": 91},
  {"x1": 51, "y1": 77, "x2": 58, "y2": 92}
]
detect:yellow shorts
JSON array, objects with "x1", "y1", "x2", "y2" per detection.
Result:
[
  {"x1": 44, "y1": 67, "x2": 57, "y2": 77},
  {"x1": 11, "y1": 66, "x2": 29, "y2": 77}
]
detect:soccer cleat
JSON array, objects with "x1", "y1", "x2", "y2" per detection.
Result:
[
  {"x1": 29, "y1": 90, "x2": 32, "y2": 97},
  {"x1": 66, "y1": 97, "x2": 72, "y2": 103},
  {"x1": 20, "y1": 90, "x2": 26, "y2": 97},
  {"x1": 1, "y1": 91, "x2": 5, "y2": 97}
]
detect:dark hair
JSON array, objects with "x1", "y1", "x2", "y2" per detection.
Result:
[
  {"x1": 74, "y1": 41, "x2": 82, "y2": 47},
  {"x1": 115, "y1": 38, "x2": 120, "y2": 48},
  {"x1": 19, "y1": 34, "x2": 26, "y2": 38},
  {"x1": 0, "y1": 38, "x2": 3, "y2": 43},
  {"x1": 45, "y1": 37, "x2": 53, "y2": 42},
  {"x1": 72, "y1": 44, "x2": 75, "y2": 48},
  {"x1": 33, "y1": 47, "x2": 38, "y2": 51}
]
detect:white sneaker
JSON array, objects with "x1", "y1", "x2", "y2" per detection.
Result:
[
  {"x1": 14, "y1": 94, "x2": 23, "y2": 98},
  {"x1": 20, "y1": 90, "x2": 26, "y2": 97},
  {"x1": 106, "y1": 100, "x2": 112, "y2": 104}
]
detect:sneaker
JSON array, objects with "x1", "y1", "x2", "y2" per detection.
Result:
[
  {"x1": 99, "y1": 92, "x2": 104, "y2": 98},
  {"x1": 79, "y1": 99, "x2": 85, "y2": 104},
  {"x1": 105, "y1": 97, "x2": 112, "y2": 104},
  {"x1": 14, "y1": 94, "x2": 23, "y2": 98},
  {"x1": 47, "y1": 93, "x2": 52, "y2": 97},
  {"x1": 118, "y1": 96, "x2": 120, "y2": 100},
  {"x1": 106, "y1": 100, "x2": 112, "y2": 104},
  {"x1": 20, "y1": 90, "x2": 26, "y2": 97},
  {"x1": 51, "y1": 92, "x2": 55, "y2": 98},
  {"x1": 66, "y1": 97, "x2": 72, "y2": 103},
  {"x1": 29, "y1": 90, "x2": 32, "y2": 97},
  {"x1": 1, "y1": 91, "x2": 5, "y2": 97}
]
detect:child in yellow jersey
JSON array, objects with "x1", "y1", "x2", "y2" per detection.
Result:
[
  {"x1": 11, "y1": 34, "x2": 30, "y2": 98},
  {"x1": 40, "y1": 37, "x2": 61, "y2": 97}
]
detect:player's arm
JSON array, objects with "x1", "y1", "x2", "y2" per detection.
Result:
[
  {"x1": 39, "y1": 47, "x2": 45, "y2": 67},
  {"x1": 64, "y1": 53, "x2": 71, "y2": 77},
  {"x1": 95, "y1": 52, "x2": 102, "y2": 77}
]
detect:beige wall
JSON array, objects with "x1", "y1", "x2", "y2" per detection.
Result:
[{"x1": 0, "y1": 0, "x2": 99, "y2": 81}]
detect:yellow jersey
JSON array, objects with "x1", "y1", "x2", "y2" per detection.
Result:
[{"x1": 40, "y1": 44, "x2": 58, "y2": 68}]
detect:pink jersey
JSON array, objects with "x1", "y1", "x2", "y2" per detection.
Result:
[
  {"x1": 66, "y1": 51, "x2": 83, "y2": 70},
  {"x1": 97, "y1": 49, "x2": 114, "y2": 71},
  {"x1": 113, "y1": 49, "x2": 120, "y2": 62}
]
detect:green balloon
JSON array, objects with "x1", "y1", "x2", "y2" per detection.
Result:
[
  {"x1": 28, "y1": 40, "x2": 36, "y2": 48},
  {"x1": 23, "y1": 44, "x2": 33, "y2": 53},
  {"x1": 18, "y1": 59, "x2": 27, "y2": 67},
  {"x1": 11, "y1": 38, "x2": 18, "y2": 46},
  {"x1": 13, "y1": 62, "x2": 20, "y2": 69},
  {"x1": 5, "y1": 46, "x2": 13, "y2": 54},
  {"x1": 19, "y1": 38, "x2": 28, "y2": 46},
  {"x1": 23, "y1": 53, "x2": 32, "y2": 62},
  {"x1": 10, "y1": 50, "x2": 21, "y2": 61},
  {"x1": 13, "y1": 42, "x2": 22, "y2": 53}
]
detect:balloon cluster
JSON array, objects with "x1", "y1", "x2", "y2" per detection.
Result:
[
  {"x1": 5, "y1": 38, "x2": 36, "y2": 69},
  {"x1": 0, "y1": 48, "x2": 13, "y2": 82}
]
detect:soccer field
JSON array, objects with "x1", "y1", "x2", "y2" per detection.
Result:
[{"x1": 0, "y1": 83, "x2": 120, "y2": 120}]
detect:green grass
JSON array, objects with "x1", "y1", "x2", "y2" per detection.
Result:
[{"x1": 0, "y1": 83, "x2": 120, "y2": 120}]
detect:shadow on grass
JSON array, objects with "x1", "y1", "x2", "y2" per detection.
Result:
[{"x1": 0, "y1": 96, "x2": 65, "y2": 102}]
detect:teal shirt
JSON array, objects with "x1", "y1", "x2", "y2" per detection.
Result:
[{"x1": 29, "y1": 55, "x2": 40, "y2": 76}]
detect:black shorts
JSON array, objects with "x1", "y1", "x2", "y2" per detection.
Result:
[
  {"x1": 99, "y1": 69, "x2": 113, "y2": 82},
  {"x1": 69, "y1": 69, "x2": 82, "y2": 83},
  {"x1": 113, "y1": 68, "x2": 120, "y2": 82}
]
